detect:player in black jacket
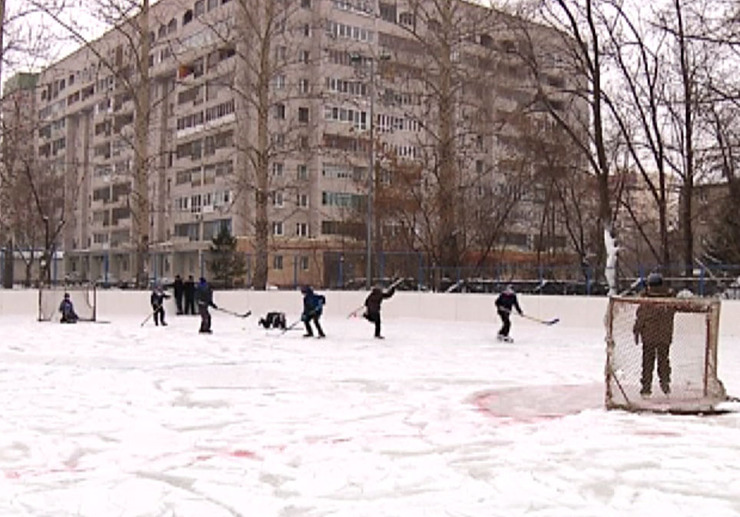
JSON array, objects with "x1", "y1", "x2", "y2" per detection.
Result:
[
  {"x1": 363, "y1": 285, "x2": 396, "y2": 339},
  {"x1": 150, "y1": 285, "x2": 170, "y2": 326},
  {"x1": 495, "y1": 285, "x2": 523, "y2": 342}
]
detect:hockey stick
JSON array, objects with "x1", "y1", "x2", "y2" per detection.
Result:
[
  {"x1": 140, "y1": 305, "x2": 161, "y2": 327},
  {"x1": 214, "y1": 307, "x2": 252, "y2": 318},
  {"x1": 518, "y1": 313, "x2": 560, "y2": 326},
  {"x1": 347, "y1": 305, "x2": 364, "y2": 318},
  {"x1": 348, "y1": 278, "x2": 404, "y2": 318},
  {"x1": 279, "y1": 319, "x2": 303, "y2": 335}
]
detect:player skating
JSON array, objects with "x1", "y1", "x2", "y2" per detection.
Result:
[
  {"x1": 300, "y1": 285, "x2": 326, "y2": 338},
  {"x1": 495, "y1": 284, "x2": 523, "y2": 342},
  {"x1": 150, "y1": 284, "x2": 170, "y2": 326},
  {"x1": 363, "y1": 281, "x2": 399, "y2": 339},
  {"x1": 196, "y1": 277, "x2": 218, "y2": 334}
]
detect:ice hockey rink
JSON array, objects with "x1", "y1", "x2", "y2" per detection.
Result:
[{"x1": 1, "y1": 293, "x2": 740, "y2": 517}]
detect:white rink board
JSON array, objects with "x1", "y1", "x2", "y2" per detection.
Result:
[{"x1": 2, "y1": 288, "x2": 740, "y2": 337}]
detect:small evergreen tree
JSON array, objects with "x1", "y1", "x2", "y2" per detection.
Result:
[{"x1": 208, "y1": 227, "x2": 247, "y2": 288}]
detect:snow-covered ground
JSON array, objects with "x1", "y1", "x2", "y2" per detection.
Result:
[{"x1": 1, "y1": 310, "x2": 739, "y2": 517}]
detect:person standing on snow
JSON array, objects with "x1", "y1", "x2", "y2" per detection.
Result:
[
  {"x1": 495, "y1": 284, "x2": 523, "y2": 342},
  {"x1": 184, "y1": 275, "x2": 196, "y2": 315},
  {"x1": 196, "y1": 277, "x2": 218, "y2": 333},
  {"x1": 633, "y1": 272, "x2": 676, "y2": 397},
  {"x1": 150, "y1": 284, "x2": 170, "y2": 326},
  {"x1": 363, "y1": 284, "x2": 396, "y2": 339},
  {"x1": 300, "y1": 285, "x2": 326, "y2": 338},
  {"x1": 172, "y1": 274, "x2": 184, "y2": 315}
]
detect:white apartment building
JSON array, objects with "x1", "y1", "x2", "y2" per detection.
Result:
[{"x1": 31, "y1": 0, "x2": 582, "y2": 288}]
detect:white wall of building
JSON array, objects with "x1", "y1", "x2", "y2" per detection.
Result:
[{"x1": 3, "y1": 289, "x2": 740, "y2": 338}]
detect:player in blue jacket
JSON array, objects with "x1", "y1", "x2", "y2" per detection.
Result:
[
  {"x1": 300, "y1": 286, "x2": 326, "y2": 338},
  {"x1": 59, "y1": 292, "x2": 79, "y2": 323},
  {"x1": 495, "y1": 284, "x2": 523, "y2": 342},
  {"x1": 196, "y1": 277, "x2": 218, "y2": 333}
]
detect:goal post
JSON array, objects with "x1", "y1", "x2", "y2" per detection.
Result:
[
  {"x1": 605, "y1": 295, "x2": 726, "y2": 413},
  {"x1": 38, "y1": 283, "x2": 97, "y2": 322}
]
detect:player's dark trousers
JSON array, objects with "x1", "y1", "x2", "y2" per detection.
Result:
[
  {"x1": 304, "y1": 316, "x2": 325, "y2": 337},
  {"x1": 641, "y1": 341, "x2": 671, "y2": 394},
  {"x1": 497, "y1": 310, "x2": 511, "y2": 337},
  {"x1": 175, "y1": 295, "x2": 183, "y2": 315},
  {"x1": 364, "y1": 311, "x2": 382, "y2": 337},
  {"x1": 185, "y1": 297, "x2": 196, "y2": 315},
  {"x1": 199, "y1": 305, "x2": 212, "y2": 333},
  {"x1": 153, "y1": 306, "x2": 166, "y2": 326}
]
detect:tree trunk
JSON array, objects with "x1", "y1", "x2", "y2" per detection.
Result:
[
  {"x1": 133, "y1": 0, "x2": 151, "y2": 288},
  {"x1": 252, "y1": 4, "x2": 272, "y2": 290}
]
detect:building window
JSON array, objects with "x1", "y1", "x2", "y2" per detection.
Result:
[
  {"x1": 299, "y1": 256, "x2": 309, "y2": 270},
  {"x1": 300, "y1": 50, "x2": 310, "y2": 64},
  {"x1": 299, "y1": 78, "x2": 310, "y2": 94},
  {"x1": 272, "y1": 221, "x2": 284, "y2": 236},
  {"x1": 296, "y1": 223, "x2": 308, "y2": 237},
  {"x1": 301, "y1": 0, "x2": 311, "y2": 7},
  {"x1": 274, "y1": 103, "x2": 286, "y2": 119},
  {"x1": 272, "y1": 162, "x2": 284, "y2": 176},
  {"x1": 298, "y1": 107, "x2": 309, "y2": 123},
  {"x1": 303, "y1": 24, "x2": 311, "y2": 37},
  {"x1": 297, "y1": 164, "x2": 308, "y2": 180},
  {"x1": 272, "y1": 191, "x2": 284, "y2": 207},
  {"x1": 298, "y1": 193, "x2": 308, "y2": 207},
  {"x1": 273, "y1": 255, "x2": 284, "y2": 269},
  {"x1": 275, "y1": 75, "x2": 286, "y2": 90},
  {"x1": 183, "y1": 9, "x2": 193, "y2": 24},
  {"x1": 194, "y1": 0, "x2": 205, "y2": 16}
]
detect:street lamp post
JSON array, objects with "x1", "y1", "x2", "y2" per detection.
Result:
[{"x1": 351, "y1": 53, "x2": 389, "y2": 289}]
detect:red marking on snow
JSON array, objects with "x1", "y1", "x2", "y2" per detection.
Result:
[
  {"x1": 230, "y1": 449, "x2": 260, "y2": 459},
  {"x1": 471, "y1": 384, "x2": 604, "y2": 425},
  {"x1": 634, "y1": 429, "x2": 682, "y2": 437}
]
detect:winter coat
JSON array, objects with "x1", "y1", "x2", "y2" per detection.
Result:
[
  {"x1": 365, "y1": 286, "x2": 395, "y2": 315},
  {"x1": 173, "y1": 278, "x2": 184, "y2": 298},
  {"x1": 59, "y1": 299, "x2": 78, "y2": 321},
  {"x1": 633, "y1": 285, "x2": 676, "y2": 346},
  {"x1": 302, "y1": 288, "x2": 325, "y2": 319},
  {"x1": 495, "y1": 291, "x2": 522, "y2": 315},
  {"x1": 150, "y1": 290, "x2": 170, "y2": 309},
  {"x1": 196, "y1": 281, "x2": 217, "y2": 308}
]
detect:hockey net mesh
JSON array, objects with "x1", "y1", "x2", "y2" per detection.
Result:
[
  {"x1": 38, "y1": 284, "x2": 96, "y2": 322},
  {"x1": 606, "y1": 296, "x2": 726, "y2": 413}
]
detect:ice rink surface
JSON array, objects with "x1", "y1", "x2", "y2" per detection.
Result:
[{"x1": 1, "y1": 310, "x2": 740, "y2": 517}]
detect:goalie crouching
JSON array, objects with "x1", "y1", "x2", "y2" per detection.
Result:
[{"x1": 59, "y1": 293, "x2": 79, "y2": 324}]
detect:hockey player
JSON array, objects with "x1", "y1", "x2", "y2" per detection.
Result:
[
  {"x1": 59, "y1": 293, "x2": 79, "y2": 323},
  {"x1": 363, "y1": 284, "x2": 396, "y2": 339},
  {"x1": 300, "y1": 285, "x2": 326, "y2": 338},
  {"x1": 259, "y1": 311, "x2": 287, "y2": 330},
  {"x1": 150, "y1": 285, "x2": 170, "y2": 326},
  {"x1": 172, "y1": 274, "x2": 184, "y2": 315},
  {"x1": 633, "y1": 272, "x2": 676, "y2": 396},
  {"x1": 196, "y1": 277, "x2": 218, "y2": 333},
  {"x1": 495, "y1": 284, "x2": 523, "y2": 342}
]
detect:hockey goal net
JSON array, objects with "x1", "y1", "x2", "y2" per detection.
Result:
[
  {"x1": 38, "y1": 284, "x2": 97, "y2": 322},
  {"x1": 605, "y1": 295, "x2": 726, "y2": 413}
]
